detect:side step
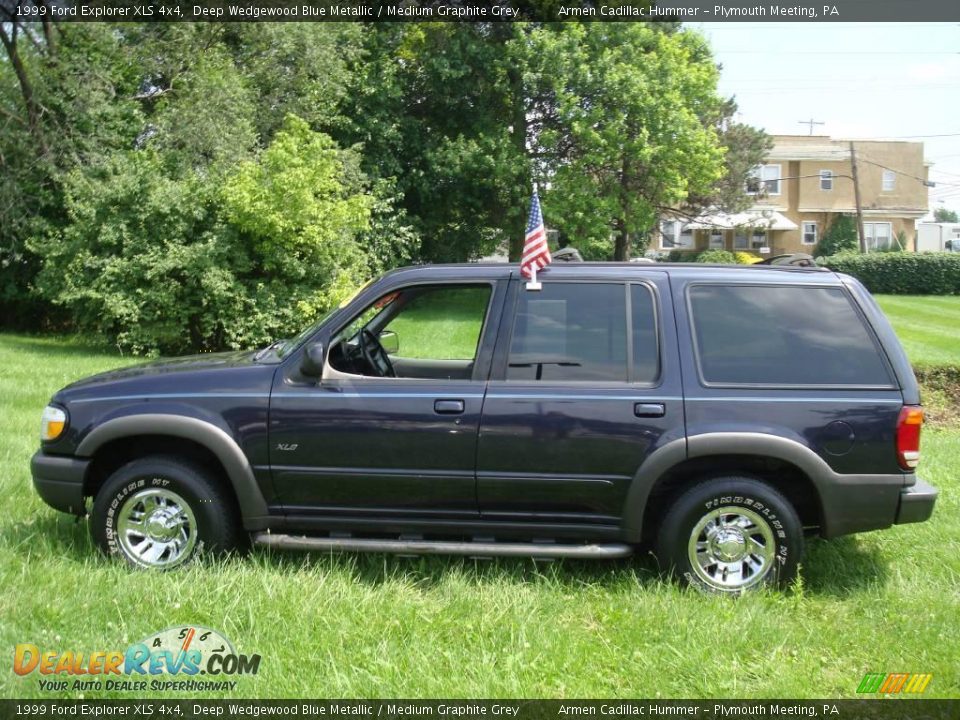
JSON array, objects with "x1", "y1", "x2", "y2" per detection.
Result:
[{"x1": 253, "y1": 533, "x2": 634, "y2": 560}]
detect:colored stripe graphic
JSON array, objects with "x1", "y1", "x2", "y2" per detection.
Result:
[
  {"x1": 880, "y1": 673, "x2": 909, "y2": 693},
  {"x1": 904, "y1": 674, "x2": 933, "y2": 693},
  {"x1": 857, "y1": 673, "x2": 886, "y2": 693},
  {"x1": 857, "y1": 672, "x2": 932, "y2": 694}
]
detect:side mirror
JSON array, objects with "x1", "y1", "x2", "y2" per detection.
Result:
[
  {"x1": 379, "y1": 330, "x2": 399, "y2": 355},
  {"x1": 300, "y1": 342, "x2": 325, "y2": 377}
]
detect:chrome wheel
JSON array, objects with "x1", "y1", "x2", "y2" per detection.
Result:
[
  {"x1": 687, "y1": 506, "x2": 775, "y2": 592},
  {"x1": 116, "y1": 488, "x2": 197, "y2": 569}
]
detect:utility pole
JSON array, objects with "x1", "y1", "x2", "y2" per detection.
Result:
[
  {"x1": 798, "y1": 118, "x2": 824, "y2": 135},
  {"x1": 849, "y1": 141, "x2": 867, "y2": 253}
]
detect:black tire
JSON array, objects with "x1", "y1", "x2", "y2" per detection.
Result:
[
  {"x1": 655, "y1": 477, "x2": 803, "y2": 594},
  {"x1": 91, "y1": 455, "x2": 245, "y2": 569}
]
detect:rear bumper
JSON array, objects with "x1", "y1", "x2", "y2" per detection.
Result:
[
  {"x1": 895, "y1": 480, "x2": 938, "y2": 525},
  {"x1": 31, "y1": 451, "x2": 89, "y2": 516}
]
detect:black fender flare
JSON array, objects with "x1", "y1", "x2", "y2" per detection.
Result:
[
  {"x1": 622, "y1": 433, "x2": 846, "y2": 541},
  {"x1": 76, "y1": 414, "x2": 269, "y2": 531},
  {"x1": 621, "y1": 438, "x2": 687, "y2": 542}
]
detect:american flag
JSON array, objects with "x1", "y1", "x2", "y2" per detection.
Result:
[{"x1": 521, "y1": 191, "x2": 551, "y2": 279}]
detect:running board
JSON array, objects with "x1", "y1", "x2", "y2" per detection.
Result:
[{"x1": 253, "y1": 533, "x2": 633, "y2": 560}]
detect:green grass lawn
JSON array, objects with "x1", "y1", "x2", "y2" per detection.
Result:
[
  {"x1": 1, "y1": 330, "x2": 958, "y2": 699},
  {"x1": 875, "y1": 295, "x2": 960, "y2": 367},
  {"x1": 385, "y1": 287, "x2": 489, "y2": 360}
]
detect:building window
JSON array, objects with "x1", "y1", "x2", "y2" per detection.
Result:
[
  {"x1": 709, "y1": 230, "x2": 725, "y2": 249},
  {"x1": 746, "y1": 164, "x2": 781, "y2": 196},
  {"x1": 802, "y1": 222, "x2": 818, "y2": 246},
  {"x1": 751, "y1": 230, "x2": 767, "y2": 250},
  {"x1": 864, "y1": 222, "x2": 893, "y2": 252},
  {"x1": 734, "y1": 231, "x2": 748, "y2": 250},
  {"x1": 820, "y1": 170, "x2": 833, "y2": 190},
  {"x1": 659, "y1": 220, "x2": 694, "y2": 250},
  {"x1": 882, "y1": 170, "x2": 896, "y2": 192}
]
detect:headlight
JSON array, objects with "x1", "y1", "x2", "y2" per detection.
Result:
[{"x1": 40, "y1": 405, "x2": 67, "y2": 442}]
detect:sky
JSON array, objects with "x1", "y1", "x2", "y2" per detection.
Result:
[{"x1": 688, "y1": 22, "x2": 960, "y2": 219}]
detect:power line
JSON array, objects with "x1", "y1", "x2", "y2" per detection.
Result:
[
  {"x1": 714, "y1": 50, "x2": 959, "y2": 55},
  {"x1": 855, "y1": 155, "x2": 933, "y2": 185},
  {"x1": 728, "y1": 86, "x2": 960, "y2": 96},
  {"x1": 860, "y1": 133, "x2": 960, "y2": 140}
]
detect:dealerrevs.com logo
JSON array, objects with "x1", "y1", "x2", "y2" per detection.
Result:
[{"x1": 13, "y1": 626, "x2": 260, "y2": 693}]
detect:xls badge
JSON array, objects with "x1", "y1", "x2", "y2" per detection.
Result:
[{"x1": 13, "y1": 626, "x2": 260, "y2": 693}]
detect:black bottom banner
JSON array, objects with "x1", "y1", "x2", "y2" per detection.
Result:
[{"x1": 0, "y1": 700, "x2": 957, "y2": 720}]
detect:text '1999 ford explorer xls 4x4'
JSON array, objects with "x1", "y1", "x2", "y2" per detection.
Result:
[{"x1": 31, "y1": 263, "x2": 938, "y2": 592}]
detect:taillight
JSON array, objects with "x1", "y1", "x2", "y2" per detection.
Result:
[{"x1": 896, "y1": 405, "x2": 923, "y2": 470}]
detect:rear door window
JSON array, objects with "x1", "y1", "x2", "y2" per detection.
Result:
[
  {"x1": 507, "y1": 283, "x2": 627, "y2": 382},
  {"x1": 688, "y1": 284, "x2": 893, "y2": 387}
]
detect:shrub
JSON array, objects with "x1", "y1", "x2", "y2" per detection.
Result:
[
  {"x1": 29, "y1": 115, "x2": 402, "y2": 355},
  {"x1": 816, "y1": 214, "x2": 859, "y2": 257},
  {"x1": 694, "y1": 249, "x2": 737, "y2": 264},
  {"x1": 734, "y1": 251, "x2": 762, "y2": 265},
  {"x1": 663, "y1": 249, "x2": 741, "y2": 263},
  {"x1": 820, "y1": 252, "x2": 960, "y2": 295}
]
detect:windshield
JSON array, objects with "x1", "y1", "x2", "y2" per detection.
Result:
[
  {"x1": 275, "y1": 280, "x2": 376, "y2": 358},
  {"x1": 275, "y1": 308, "x2": 338, "y2": 359}
]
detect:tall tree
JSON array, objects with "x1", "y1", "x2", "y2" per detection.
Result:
[
  {"x1": 345, "y1": 23, "x2": 765, "y2": 263},
  {"x1": 342, "y1": 23, "x2": 530, "y2": 262},
  {"x1": 934, "y1": 207, "x2": 958, "y2": 223},
  {"x1": 540, "y1": 24, "x2": 727, "y2": 260}
]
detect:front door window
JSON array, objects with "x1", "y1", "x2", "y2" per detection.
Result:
[{"x1": 328, "y1": 284, "x2": 491, "y2": 379}]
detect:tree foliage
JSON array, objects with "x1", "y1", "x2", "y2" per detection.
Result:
[
  {"x1": 29, "y1": 117, "x2": 393, "y2": 354},
  {"x1": 934, "y1": 207, "x2": 958, "y2": 223},
  {"x1": 1, "y1": 19, "x2": 766, "y2": 352},
  {"x1": 540, "y1": 24, "x2": 729, "y2": 260},
  {"x1": 816, "y1": 214, "x2": 860, "y2": 257}
]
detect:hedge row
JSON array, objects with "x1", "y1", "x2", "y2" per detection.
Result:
[
  {"x1": 820, "y1": 252, "x2": 960, "y2": 295},
  {"x1": 664, "y1": 250, "x2": 760, "y2": 264}
]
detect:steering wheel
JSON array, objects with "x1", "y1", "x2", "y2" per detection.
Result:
[{"x1": 359, "y1": 329, "x2": 396, "y2": 378}]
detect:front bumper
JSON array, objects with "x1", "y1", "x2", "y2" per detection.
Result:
[
  {"x1": 31, "y1": 451, "x2": 89, "y2": 515},
  {"x1": 895, "y1": 480, "x2": 938, "y2": 525}
]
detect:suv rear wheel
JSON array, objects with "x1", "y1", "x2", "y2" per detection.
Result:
[
  {"x1": 655, "y1": 477, "x2": 802, "y2": 593},
  {"x1": 91, "y1": 456, "x2": 244, "y2": 569}
]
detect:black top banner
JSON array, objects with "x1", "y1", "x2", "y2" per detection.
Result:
[{"x1": 6, "y1": 0, "x2": 960, "y2": 22}]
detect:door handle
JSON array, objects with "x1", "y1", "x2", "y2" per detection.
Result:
[
  {"x1": 634, "y1": 402, "x2": 665, "y2": 418},
  {"x1": 434, "y1": 399, "x2": 465, "y2": 415}
]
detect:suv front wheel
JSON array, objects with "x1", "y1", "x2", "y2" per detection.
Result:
[
  {"x1": 91, "y1": 456, "x2": 244, "y2": 569},
  {"x1": 655, "y1": 477, "x2": 803, "y2": 593}
]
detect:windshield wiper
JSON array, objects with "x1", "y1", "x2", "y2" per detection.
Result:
[{"x1": 254, "y1": 339, "x2": 287, "y2": 361}]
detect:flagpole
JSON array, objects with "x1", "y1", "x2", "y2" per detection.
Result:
[{"x1": 527, "y1": 265, "x2": 540, "y2": 291}]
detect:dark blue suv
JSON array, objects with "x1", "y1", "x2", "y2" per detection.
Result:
[{"x1": 31, "y1": 263, "x2": 938, "y2": 592}]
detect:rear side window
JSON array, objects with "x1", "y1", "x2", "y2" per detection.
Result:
[
  {"x1": 631, "y1": 284, "x2": 660, "y2": 384},
  {"x1": 688, "y1": 284, "x2": 892, "y2": 387},
  {"x1": 507, "y1": 283, "x2": 627, "y2": 382}
]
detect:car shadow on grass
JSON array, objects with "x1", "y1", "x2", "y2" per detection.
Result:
[
  {"x1": 249, "y1": 537, "x2": 889, "y2": 597},
  {"x1": 0, "y1": 512, "x2": 95, "y2": 563},
  {"x1": 800, "y1": 536, "x2": 890, "y2": 596},
  {"x1": 6, "y1": 511, "x2": 889, "y2": 598},
  {"x1": 248, "y1": 542, "x2": 662, "y2": 590}
]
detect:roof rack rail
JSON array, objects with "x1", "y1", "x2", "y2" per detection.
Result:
[
  {"x1": 757, "y1": 252, "x2": 817, "y2": 267},
  {"x1": 551, "y1": 247, "x2": 583, "y2": 263}
]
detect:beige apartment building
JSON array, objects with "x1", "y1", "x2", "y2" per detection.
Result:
[{"x1": 659, "y1": 135, "x2": 930, "y2": 255}]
